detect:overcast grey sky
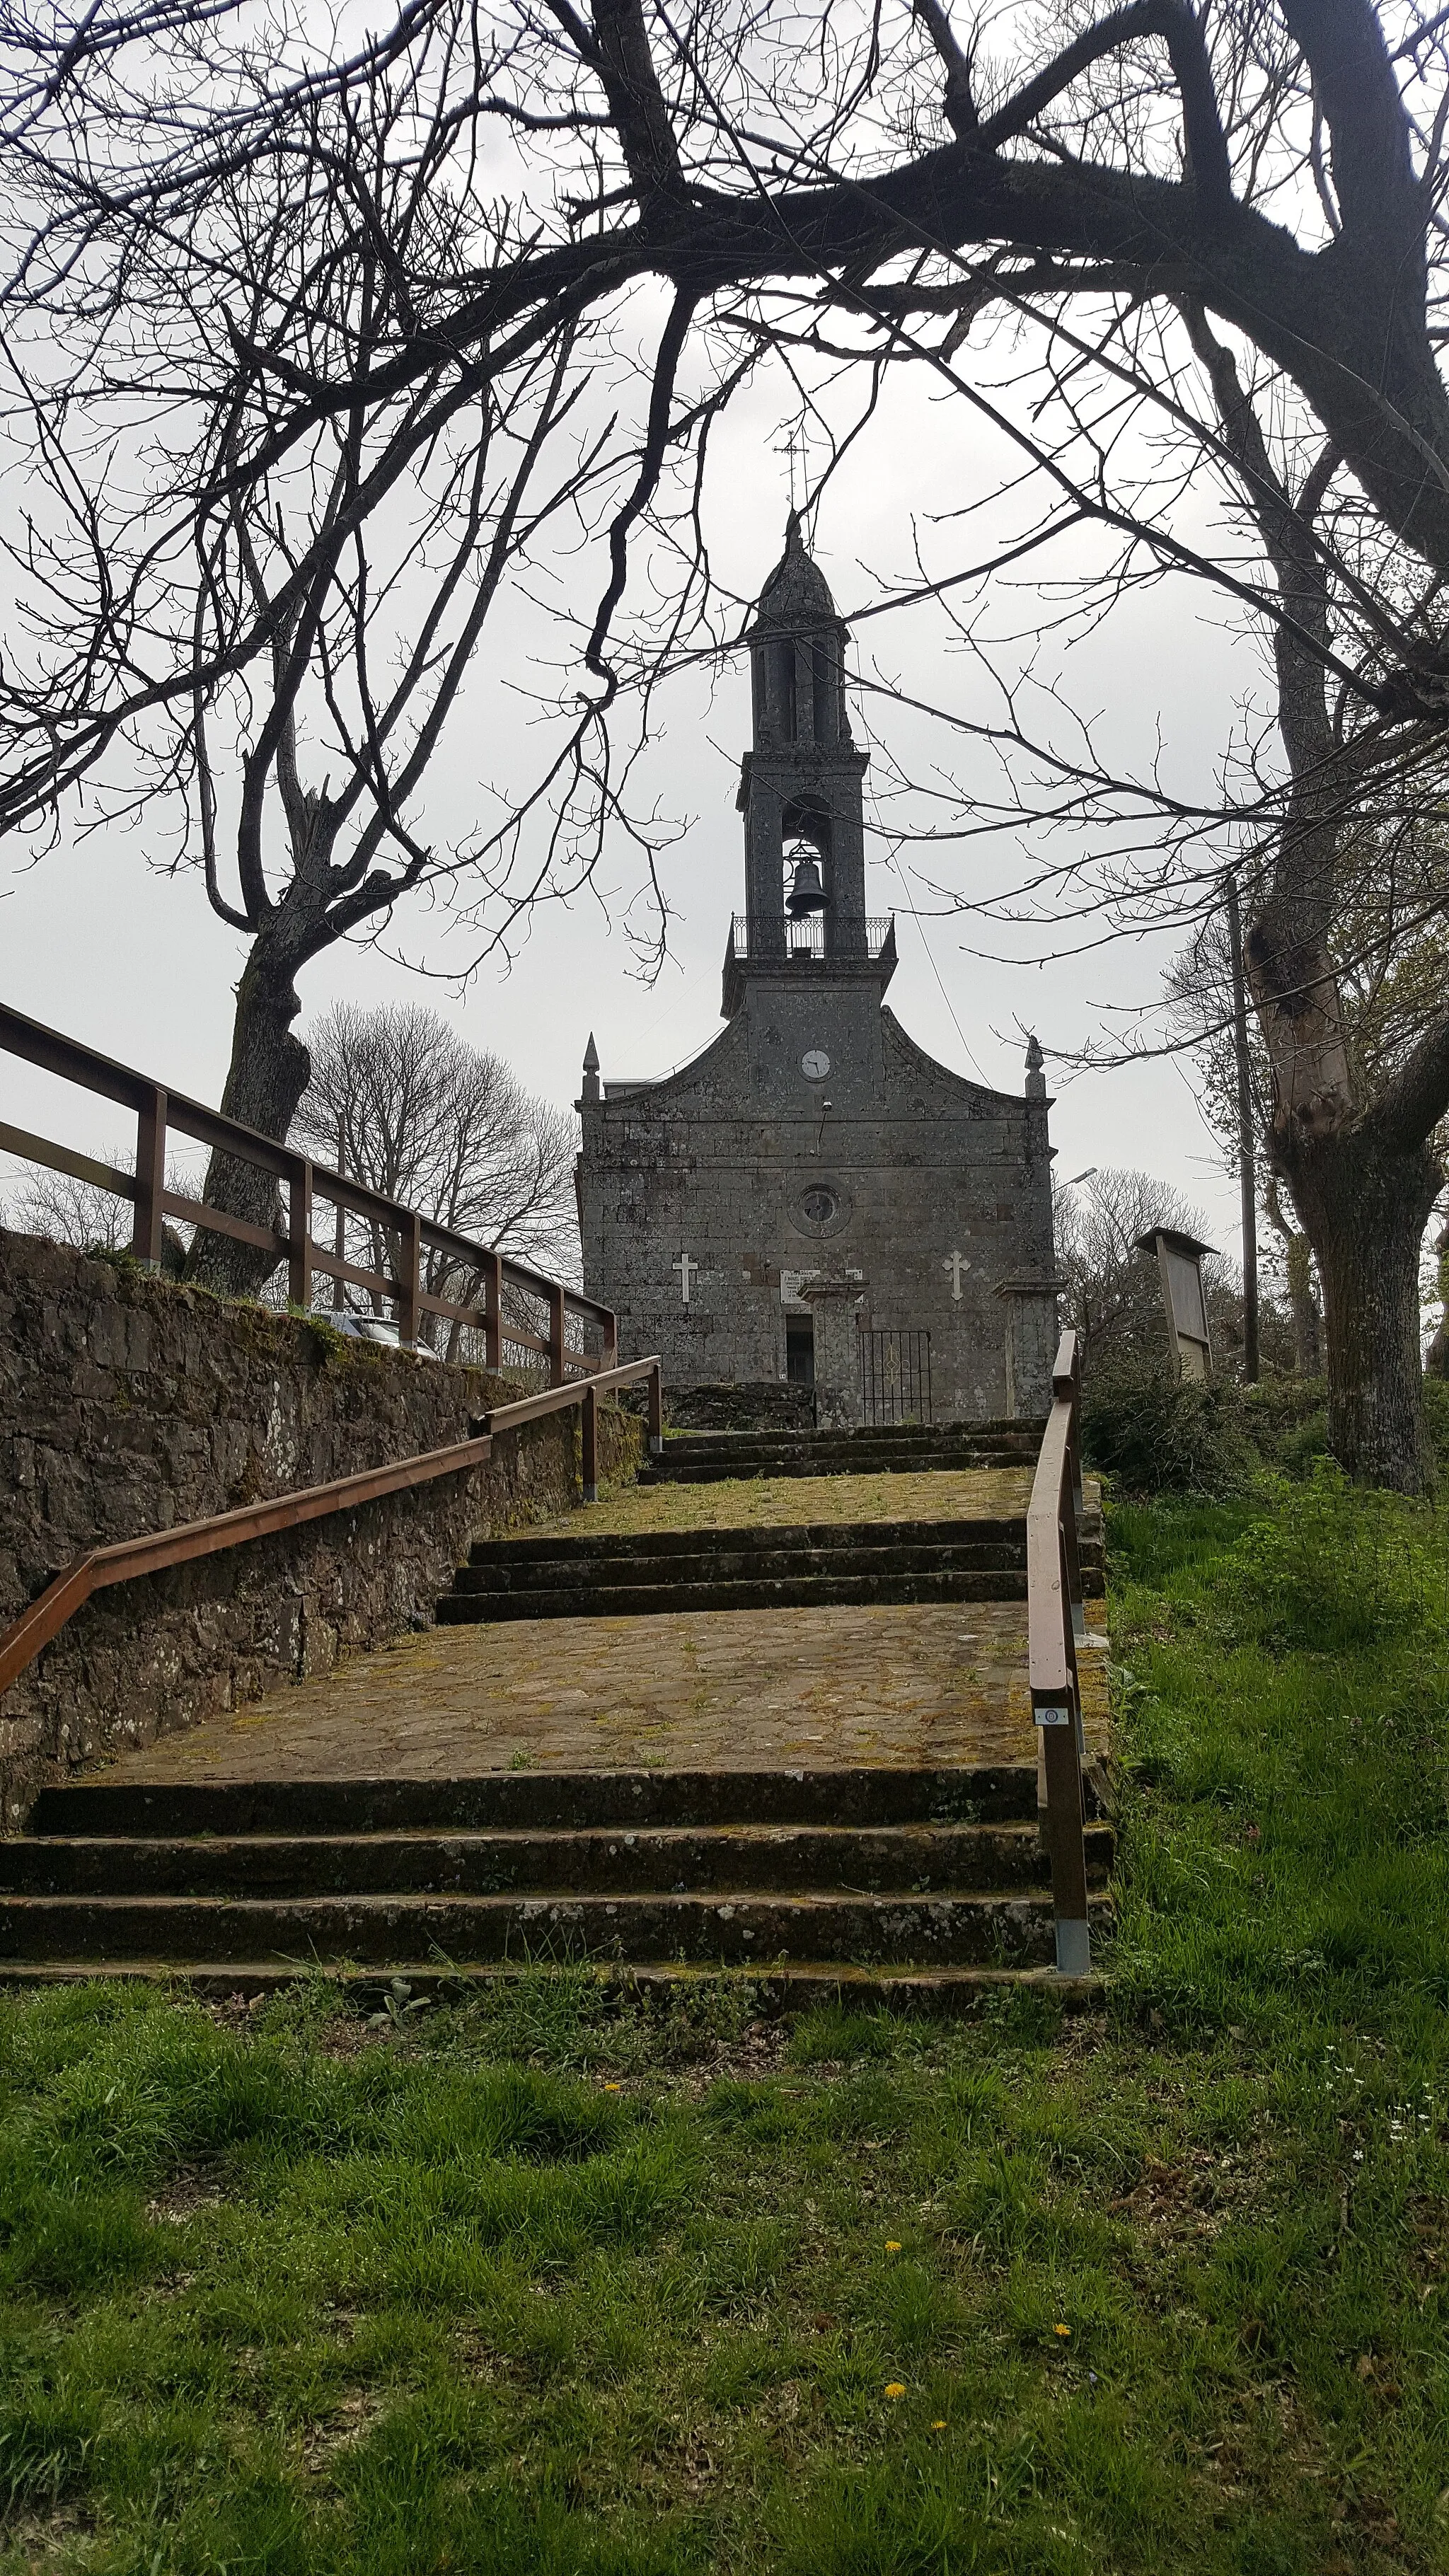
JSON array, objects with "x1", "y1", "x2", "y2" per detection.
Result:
[{"x1": 1, "y1": 333, "x2": 1250, "y2": 1255}]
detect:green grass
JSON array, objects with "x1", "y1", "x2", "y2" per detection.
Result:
[{"x1": 3, "y1": 1478, "x2": 1449, "y2": 2571}]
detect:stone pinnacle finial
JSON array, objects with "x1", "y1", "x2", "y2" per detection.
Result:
[
  {"x1": 582, "y1": 1031, "x2": 601, "y2": 1102},
  {"x1": 1024, "y1": 1032, "x2": 1046, "y2": 1100}
]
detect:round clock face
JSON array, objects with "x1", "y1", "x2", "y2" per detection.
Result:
[{"x1": 801, "y1": 1049, "x2": 831, "y2": 1082}]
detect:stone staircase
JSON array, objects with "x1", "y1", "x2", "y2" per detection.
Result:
[
  {"x1": 0, "y1": 1764, "x2": 1113, "y2": 1997},
  {"x1": 640, "y1": 1421, "x2": 1043, "y2": 1483},
  {"x1": 0, "y1": 1444, "x2": 1112, "y2": 2000},
  {"x1": 439, "y1": 1511, "x2": 1104, "y2": 1624},
  {"x1": 443, "y1": 1517, "x2": 1031, "y2": 1623}
]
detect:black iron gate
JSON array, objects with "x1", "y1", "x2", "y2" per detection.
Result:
[{"x1": 860, "y1": 1329, "x2": 933, "y2": 1426}]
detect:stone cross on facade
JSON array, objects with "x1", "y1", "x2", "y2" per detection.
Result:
[
  {"x1": 674, "y1": 1252, "x2": 697, "y2": 1305},
  {"x1": 942, "y1": 1251, "x2": 971, "y2": 1303}
]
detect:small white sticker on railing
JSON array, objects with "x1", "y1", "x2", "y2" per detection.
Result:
[{"x1": 1034, "y1": 1703, "x2": 1071, "y2": 1728}]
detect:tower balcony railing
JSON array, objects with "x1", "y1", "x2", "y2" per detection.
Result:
[{"x1": 729, "y1": 913, "x2": 895, "y2": 963}]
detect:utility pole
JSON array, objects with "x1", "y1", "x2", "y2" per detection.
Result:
[{"x1": 1225, "y1": 875, "x2": 1259, "y2": 1383}]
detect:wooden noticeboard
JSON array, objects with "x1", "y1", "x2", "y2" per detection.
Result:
[{"x1": 1134, "y1": 1226, "x2": 1216, "y2": 1382}]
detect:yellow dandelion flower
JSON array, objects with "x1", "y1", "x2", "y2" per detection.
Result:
[
  {"x1": 884, "y1": 2381, "x2": 907, "y2": 2399},
  {"x1": 1053, "y1": 2323, "x2": 1071, "y2": 2338},
  {"x1": 884, "y1": 2240, "x2": 903, "y2": 2253},
  {"x1": 930, "y1": 2420, "x2": 947, "y2": 2430},
  {"x1": 602, "y1": 2082, "x2": 623, "y2": 2092}
]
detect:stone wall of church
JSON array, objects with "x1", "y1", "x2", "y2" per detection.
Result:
[{"x1": 581, "y1": 986, "x2": 1057, "y2": 1424}]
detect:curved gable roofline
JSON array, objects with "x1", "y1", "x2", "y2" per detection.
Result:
[
  {"x1": 600, "y1": 1015, "x2": 743, "y2": 1107},
  {"x1": 879, "y1": 1008, "x2": 1034, "y2": 1111}
]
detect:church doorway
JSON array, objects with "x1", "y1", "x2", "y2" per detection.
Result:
[
  {"x1": 785, "y1": 1312, "x2": 815, "y2": 1385},
  {"x1": 861, "y1": 1329, "x2": 933, "y2": 1426}
]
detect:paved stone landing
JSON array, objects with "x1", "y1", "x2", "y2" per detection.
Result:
[
  {"x1": 522, "y1": 1465, "x2": 1034, "y2": 1540},
  {"x1": 81, "y1": 1600, "x2": 1108, "y2": 1784}
]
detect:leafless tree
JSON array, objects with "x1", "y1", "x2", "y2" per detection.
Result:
[
  {"x1": 10, "y1": 0, "x2": 1449, "y2": 1474},
  {"x1": 1162, "y1": 825, "x2": 1449, "y2": 1384},
  {"x1": 1163, "y1": 907, "x2": 1327, "y2": 1377},
  {"x1": 0, "y1": 29, "x2": 669, "y2": 1293},
  {"x1": 6, "y1": 1154, "x2": 192, "y2": 1271},
  {"x1": 8, "y1": 1163, "x2": 136, "y2": 1259},
  {"x1": 1058, "y1": 1165, "x2": 1290, "y2": 1381},
  {"x1": 290, "y1": 1003, "x2": 578, "y2": 1350},
  {"x1": 1057, "y1": 1168, "x2": 1206, "y2": 1380}
]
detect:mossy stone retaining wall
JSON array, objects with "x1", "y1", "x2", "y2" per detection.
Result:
[{"x1": 0, "y1": 1230, "x2": 640, "y2": 1825}]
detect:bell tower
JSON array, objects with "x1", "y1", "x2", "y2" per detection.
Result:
[
  {"x1": 735, "y1": 514, "x2": 872, "y2": 967},
  {"x1": 579, "y1": 507, "x2": 1058, "y2": 1424}
]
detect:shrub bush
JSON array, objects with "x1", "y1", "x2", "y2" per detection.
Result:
[
  {"x1": 1240, "y1": 1376, "x2": 1330, "y2": 1477},
  {"x1": 1080, "y1": 1358, "x2": 1257, "y2": 1496}
]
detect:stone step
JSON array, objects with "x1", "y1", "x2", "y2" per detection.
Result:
[
  {"x1": 466, "y1": 1515, "x2": 1031, "y2": 1566},
  {"x1": 637, "y1": 1452, "x2": 1031, "y2": 1494},
  {"x1": 0, "y1": 1820, "x2": 1115, "y2": 1899},
  {"x1": 454, "y1": 1541, "x2": 1030, "y2": 1593},
  {"x1": 437, "y1": 1569, "x2": 1033, "y2": 1621},
  {"x1": 0, "y1": 1888, "x2": 1064, "y2": 1968},
  {"x1": 639, "y1": 1457, "x2": 1036, "y2": 1485},
  {"x1": 642, "y1": 1435, "x2": 1034, "y2": 1462},
  {"x1": 659, "y1": 1420, "x2": 1041, "y2": 1452},
  {"x1": 28, "y1": 1765, "x2": 1045, "y2": 1838},
  {"x1": 645, "y1": 1448, "x2": 1039, "y2": 1470},
  {"x1": 456, "y1": 1530, "x2": 1104, "y2": 1599}
]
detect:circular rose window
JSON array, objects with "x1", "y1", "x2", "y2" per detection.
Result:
[{"x1": 790, "y1": 1179, "x2": 853, "y2": 1240}]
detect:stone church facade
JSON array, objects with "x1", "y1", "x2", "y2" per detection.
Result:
[{"x1": 576, "y1": 519, "x2": 1061, "y2": 1425}]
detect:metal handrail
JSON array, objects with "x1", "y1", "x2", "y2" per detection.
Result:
[
  {"x1": 0, "y1": 1356, "x2": 664, "y2": 1703},
  {"x1": 0, "y1": 1002, "x2": 616, "y2": 1379},
  {"x1": 1026, "y1": 1327, "x2": 1092, "y2": 1975}
]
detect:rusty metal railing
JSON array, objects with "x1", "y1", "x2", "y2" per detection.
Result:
[
  {"x1": 0, "y1": 1003, "x2": 615, "y2": 1380},
  {"x1": 1027, "y1": 1327, "x2": 1092, "y2": 1976},
  {"x1": 0, "y1": 1356, "x2": 664, "y2": 1703}
]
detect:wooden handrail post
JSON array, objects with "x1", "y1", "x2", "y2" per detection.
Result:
[
  {"x1": 1029, "y1": 1327, "x2": 1092, "y2": 1976},
  {"x1": 397, "y1": 1209, "x2": 422, "y2": 1348},
  {"x1": 132, "y1": 1086, "x2": 166, "y2": 1266},
  {"x1": 548, "y1": 1281, "x2": 566, "y2": 1388},
  {"x1": 483, "y1": 1252, "x2": 502, "y2": 1372},
  {"x1": 1037, "y1": 1690, "x2": 1091, "y2": 1975},
  {"x1": 1, "y1": 1007, "x2": 620, "y2": 1385},
  {"x1": 581, "y1": 1381, "x2": 599, "y2": 1503},
  {"x1": 647, "y1": 1361, "x2": 664, "y2": 1457},
  {"x1": 287, "y1": 1158, "x2": 313, "y2": 1312}
]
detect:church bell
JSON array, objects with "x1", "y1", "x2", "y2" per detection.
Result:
[{"x1": 785, "y1": 850, "x2": 826, "y2": 918}]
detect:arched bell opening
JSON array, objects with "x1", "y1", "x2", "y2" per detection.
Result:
[
  {"x1": 809, "y1": 638, "x2": 843, "y2": 746},
  {"x1": 750, "y1": 633, "x2": 844, "y2": 749},
  {"x1": 781, "y1": 805, "x2": 833, "y2": 953}
]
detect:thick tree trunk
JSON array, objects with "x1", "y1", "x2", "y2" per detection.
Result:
[
  {"x1": 186, "y1": 937, "x2": 313, "y2": 1298},
  {"x1": 1276, "y1": 1124, "x2": 1441, "y2": 1491}
]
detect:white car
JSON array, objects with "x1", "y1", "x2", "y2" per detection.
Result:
[{"x1": 326, "y1": 1312, "x2": 440, "y2": 1360}]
